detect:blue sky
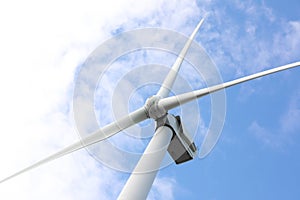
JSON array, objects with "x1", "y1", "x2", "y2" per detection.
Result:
[{"x1": 0, "y1": 0, "x2": 299, "y2": 199}]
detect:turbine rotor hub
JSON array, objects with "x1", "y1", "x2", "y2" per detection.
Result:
[{"x1": 144, "y1": 95, "x2": 167, "y2": 120}]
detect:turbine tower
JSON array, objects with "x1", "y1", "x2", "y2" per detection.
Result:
[{"x1": 1, "y1": 18, "x2": 300, "y2": 200}]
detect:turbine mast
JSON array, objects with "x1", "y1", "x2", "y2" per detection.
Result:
[
  {"x1": 117, "y1": 126, "x2": 173, "y2": 199},
  {"x1": 118, "y1": 18, "x2": 205, "y2": 200}
]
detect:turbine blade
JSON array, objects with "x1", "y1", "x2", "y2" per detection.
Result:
[
  {"x1": 159, "y1": 61, "x2": 300, "y2": 158},
  {"x1": 0, "y1": 107, "x2": 148, "y2": 183},
  {"x1": 159, "y1": 61, "x2": 300, "y2": 111},
  {"x1": 156, "y1": 18, "x2": 205, "y2": 98}
]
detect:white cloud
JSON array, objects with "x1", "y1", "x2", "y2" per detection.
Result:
[{"x1": 0, "y1": 0, "x2": 203, "y2": 199}]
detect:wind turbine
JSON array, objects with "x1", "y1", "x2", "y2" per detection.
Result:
[{"x1": 1, "y1": 18, "x2": 300, "y2": 199}]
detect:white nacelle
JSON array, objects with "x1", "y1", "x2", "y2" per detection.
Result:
[{"x1": 156, "y1": 114, "x2": 197, "y2": 164}]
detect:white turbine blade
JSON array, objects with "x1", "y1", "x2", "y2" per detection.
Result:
[
  {"x1": 0, "y1": 107, "x2": 148, "y2": 183},
  {"x1": 159, "y1": 61, "x2": 300, "y2": 111},
  {"x1": 156, "y1": 18, "x2": 205, "y2": 98}
]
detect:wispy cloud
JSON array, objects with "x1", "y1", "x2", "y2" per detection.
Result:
[
  {"x1": 199, "y1": 0, "x2": 300, "y2": 77},
  {"x1": 248, "y1": 87, "x2": 300, "y2": 149},
  {"x1": 280, "y1": 89, "x2": 300, "y2": 134},
  {"x1": 148, "y1": 176, "x2": 177, "y2": 200},
  {"x1": 248, "y1": 121, "x2": 282, "y2": 149}
]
